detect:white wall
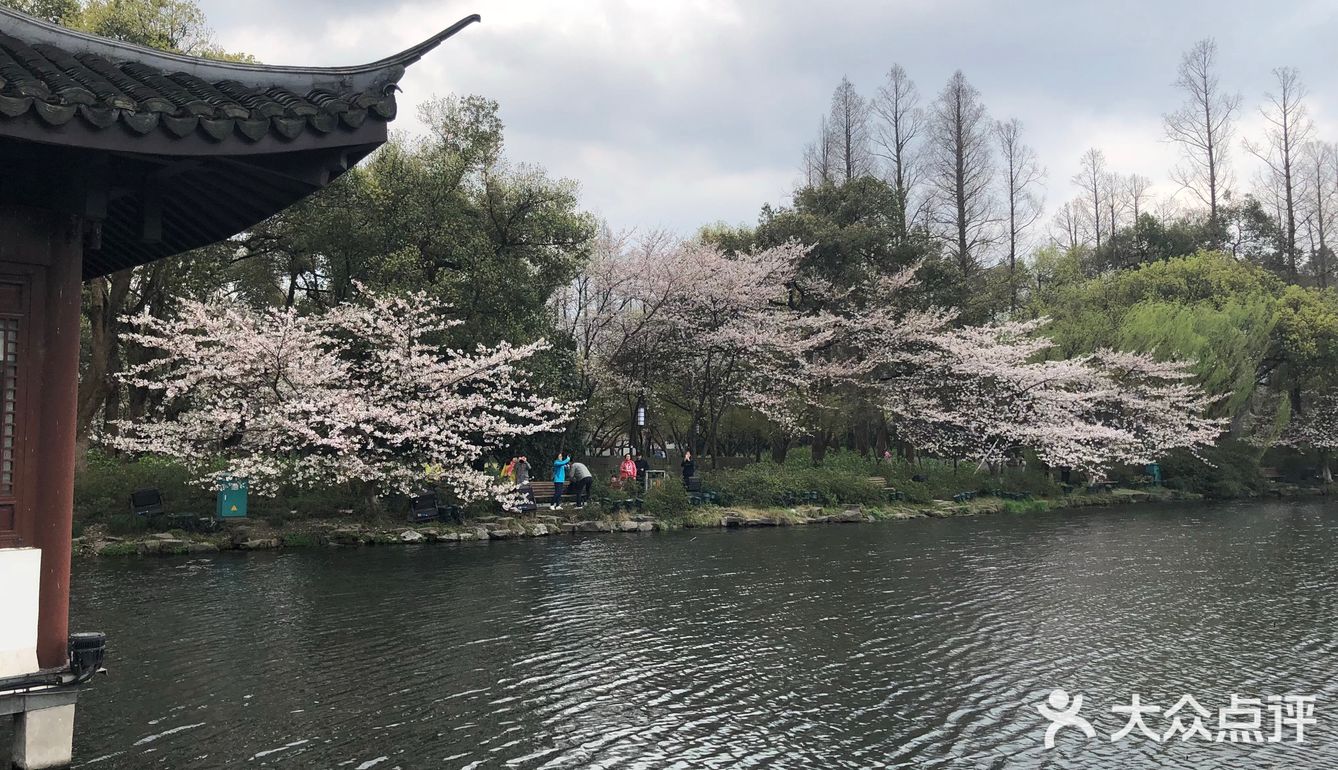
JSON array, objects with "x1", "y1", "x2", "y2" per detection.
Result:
[{"x1": 0, "y1": 547, "x2": 41, "y2": 679}]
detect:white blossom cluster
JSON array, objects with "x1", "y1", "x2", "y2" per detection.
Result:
[{"x1": 106, "y1": 288, "x2": 571, "y2": 502}]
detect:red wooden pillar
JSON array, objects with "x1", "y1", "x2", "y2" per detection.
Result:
[{"x1": 0, "y1": 205, "x2": 83, "y2": 669}]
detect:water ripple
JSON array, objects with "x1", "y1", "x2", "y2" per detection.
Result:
[{"x1": 46, "y1": 500, "x2": 1338, "y2": 768}]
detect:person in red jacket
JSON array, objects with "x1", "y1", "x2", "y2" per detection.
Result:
[{"x1": 619, "y1": 454, "x2": 637, "y2": 482}]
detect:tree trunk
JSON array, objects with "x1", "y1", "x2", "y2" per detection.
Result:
[
  {"x1": 362, "y1": 484, "x2": 381, "y2": 518},
  {"x1": 811, "y1": 428, "x2": 832, "y2": 466},
  {"x1": 854, "y1": 419, "x2": 870, "y2": 456},
  {"x1": 770, "y1": 431, "x2": 790, "y2": 464},
  {"x1": 874, "y1": 418, "x2": 890, "y2": 458},
  {"x1": 75, "y1": 271, "x2": 132, "y2": 440}
]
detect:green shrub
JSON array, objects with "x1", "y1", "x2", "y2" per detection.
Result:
[
  {"x1": 707, "y1": 450, "x2": 1066, "y2": 506},
  {"x1": 281, "y1": 532, "x2": 320, "y2": 548},
  {"x1": 705, "y1": 462, "x2": 883, "y2": 507},
  {"x1": 75, "y1": 450, "x2": 214, "y2": 525},
  {"x1": 1161, "y1": 440, "x2": 1266, "y2": 499},
  {"x1": 98, "y1": 542, "x2": 139, "y2": 557},
  {"x1": 1003, "y1": 499, "x2": 1049, "y2": 514},
  {"x1": 644, "y1": 479, "x2": 690, "y2": 519}
]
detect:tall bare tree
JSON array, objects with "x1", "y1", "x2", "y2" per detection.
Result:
[
  {"x1": 1104, "y1": 170, "x2": 1126, "y2": 244},
  {"x1": 801, "y1": 115, "x2": 836, "y2": 186},
  {"x1": 995, "y1": 118, "x2": 1044, "y2": 311},
  {"x1": 928, "y1": 71, "x2": 996, "y2": 276},
  {"x1": 872, "y1": 64, "x2": 924, "y2": 240},
  {"x1": 1124, "y1": 173, "x2": 1155, "y2": 222},
  {"x1": 1050, "y1": 200, "x2": 1082, "y2": 251},
  {"x1": 827, "y1": 76, "x2": 873, "y2": 183},
  {"x1": 1163, "y1": 38, "x2": 1240, "y2": 231},
  {"x1": 1300, "y1": 141, "x2": 1337, "y2": 288},
  {"x1": 1247, "y1": 66, "x2": 1313, "y2": 279},
  {"x1": 1072, "y1": 148, "x2": 1107, "y2": 250}
]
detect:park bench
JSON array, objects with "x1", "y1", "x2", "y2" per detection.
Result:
[
  {"x1": 525, "y1": 481, "x2": 581, "y2": 510},
  {"x1": 407, "y1": 490, "x2": 461, "y2": 523},
  {"x1": 129, "y1": 488, "x2": 219, "y2": 532},
  {"x1": 1261, "y1": 467, "x2": 1283, "y2": 482}
]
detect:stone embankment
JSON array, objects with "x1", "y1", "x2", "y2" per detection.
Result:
[
  {"x1": 76, "y1": 505, "x2": 891, "y2": 557},
  {"x1": 75, "y1": 487, "x2": 1209, "y2": 558}
]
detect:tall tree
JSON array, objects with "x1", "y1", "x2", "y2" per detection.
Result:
[
  {"x1": 801, "y1": 115, "x2": 836, "y2": 186},
  {"x1": 927, "y1": 71, "x2": 996, "y2": 278},
  {"x1": 871, "y1": 64, "x2": 924, "y2": 241},
  {"x1": 1164, "y1": 38, "x2": 1240, "y2": 233},
  {"x1": 1050, "y1": 200, "x2": 1082, "y2": 252},
  {"x1": 1072, "y1": 148, "x2": 1107, "y2": 250},
  {"x1": 1247, "y1": 67, "x2": 1313, "y2": 280},
  {"x1": 1301, "y1": 141, "x2": 1337, "y2": 288},
  {"x1": 826, "y1": 77, "x2": 874, "y2": 182},
  {"x1": 1124, "y1": 173, "x2": 1154, "y2": 222},
  {"x1": 994, "y1": 118, "x2": 1044, "y2": 311}
]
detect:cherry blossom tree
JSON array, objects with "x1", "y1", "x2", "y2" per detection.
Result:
[
  {"x1": 742, "y1": 267, "x2": 952, "y2": 462},
  {"x1": 106, "y1": 288, "x2": 571, "y2": 506},
  {"x1": 550, "y1": 228, "x2": 684, "y2": 450},
  {"x1": 1280, "y1": 390, "x2": 1338, "y2": 482},
  {"x1": 566, "y1": 235, "x2": 1224, "y2": 479},
  {"x1": 737, "y1": 248, "x2": 1223, "y2": 477},
  {"x1": 647, "y1": 241, "x2": 806, "y2": 457},
  {"x1": 890, "y1": 323, "x2": 1225, "y2": 479}
]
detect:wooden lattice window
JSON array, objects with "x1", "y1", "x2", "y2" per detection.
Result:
[
  {"x1": 0, "y1": 281, "x2": 22, "y2": 547},
  {"x1": 0, "y1": 316, "x2": 16, "y2": 496}
]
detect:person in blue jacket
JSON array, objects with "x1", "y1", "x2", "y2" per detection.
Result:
[{"x1": 550, "y1": 451, "x2": 571, "y2": 510}]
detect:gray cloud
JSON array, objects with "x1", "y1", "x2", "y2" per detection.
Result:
[{"x1": 203, "y1": 0, "x2": 1338, "y2": 238}]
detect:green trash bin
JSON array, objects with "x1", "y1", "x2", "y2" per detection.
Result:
[
  {"x1": 217, "y1": 476, "x2": 248, "y2": 519},
  {"x1": 1145, "y1": 463, "x2": 1162, "y2": 486}
]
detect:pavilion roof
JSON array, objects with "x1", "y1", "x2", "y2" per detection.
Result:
[
  {"x1": 0, "y1": 8, "x2": 479, "y2": 276},
  {"x1": 0, "y1": 9, "x2": 478, "y2": 151}
]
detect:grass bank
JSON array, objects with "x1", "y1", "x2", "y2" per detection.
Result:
[
  {"x1": 72, "y1": 446, "x2": 1331, "y2": 558},
  {"x1": 75, "y1": 484, "x2": 1244, "y2": 558}
]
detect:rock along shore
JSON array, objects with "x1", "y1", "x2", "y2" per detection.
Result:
[{"x1": 71, "y1": 486, "x2": 1240, "y2": 558}]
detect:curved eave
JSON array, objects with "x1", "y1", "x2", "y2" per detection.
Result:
[
  {"x1": 0, "y1": 8, "x2": 481, "y2": 92},
  {"x1": 0, "y1": 108, "x2": 390, "y2": 156}
]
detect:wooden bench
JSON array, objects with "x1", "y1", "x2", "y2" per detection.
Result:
[
  {"x1": 1261, "y1": 467, "x2": 1283, "y2": 481},
  {"x1": 525, "y1": 481, "x2": 580, "y2": 509},
  {"x1": 129, "y1": 488, "x2": 219, "y2": 532},
  {"x1": 407, "y1": 491, "x2": 461, "y2": 523}
]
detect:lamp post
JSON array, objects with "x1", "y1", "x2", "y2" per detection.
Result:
[{"x1": 634, "y1": 392, "x2": 647, "y2": 460}]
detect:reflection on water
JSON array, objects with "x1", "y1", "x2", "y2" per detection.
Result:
[{"x1": 62, "y1": 500, "x2": 1338, "y2": 768}]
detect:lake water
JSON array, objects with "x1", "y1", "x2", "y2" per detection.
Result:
[{"x1": 55, "y1": 500, "x2": 1338, "y2": 768}]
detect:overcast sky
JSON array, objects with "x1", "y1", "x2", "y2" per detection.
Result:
[{"x1": 200, "y1": 0, "x2": 1338, "y2": 236}]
